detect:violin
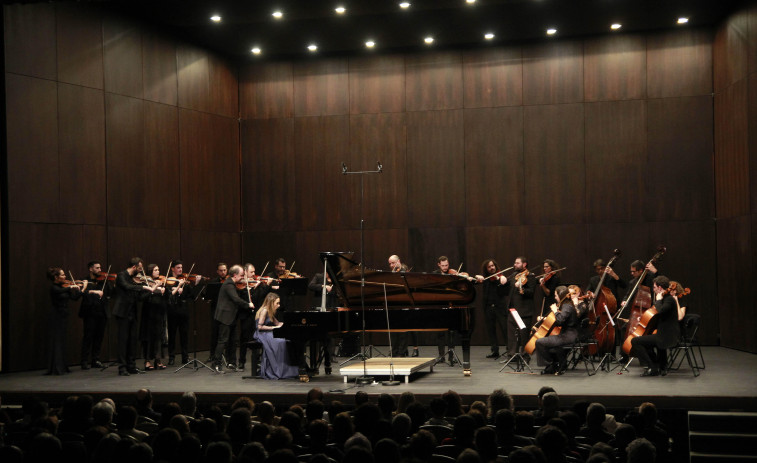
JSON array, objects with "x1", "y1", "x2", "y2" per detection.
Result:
[
  {"x1": 536, "y1": 267, "x2": 567, "y2": 283},
  {"x1": 279, "y1": 270, "x2": 303, "y2": 279},
  {"x1": 95, "y1": 273, "x2": 118, "y2": 282},
  {"x1": 62, "y1": 279, "x2": 86, "y2": 289},
  {"x1": 180, "y1": 273, "x2": 208, "y2": 281}
]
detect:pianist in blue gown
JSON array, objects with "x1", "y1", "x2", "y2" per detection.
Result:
[{"x1": 254, "y1": 292, "x2": 299, "y2": 379}]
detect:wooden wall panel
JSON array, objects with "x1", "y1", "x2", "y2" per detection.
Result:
[
  {"x1": 647, "y1": 29, "x2": 713, "y2": 98},
  {"x1": 362, "y1": 229, "x2": 410, "y2": 271},
  {"x1": 143, "y1": 102, "x2": 181, "y2": 229},
  {"x1": 240, "y1": 62, "x2": 294, "y2": 119},
  {"x1": 750, "y1": 3, "x2": 757, "y2": 74},
  {"x1": 294, "y1": 59, "x2": 349, "y2": 116},
  {"x1": 647, "y1": 96, "x2": 715, "y2": 221},
  {"x1": 58, "y1": 83, "x2": 106, "y2": 225},
  {"x1": 9, "y1": 223, "x2": 107, "y2": 370},
  {"x1": 181, "y1": 231, "x2": 242, "y2": 275},
  {"x1": 177, "y1": 45, "x2": 209, "y2": 113},
  {"x1": 103, "y1": 17, "x2": 143, "y2": 98},
  {"x1": 752, "y1": 74, "x2": 757, "y2": 213},
  {"x1": 56, "y1": 3, "x2": 103, "y2": 89},
  {"x1": 349, "y1": 113, "x2": 408, "y2": 229},
  {"x1": 522, "y1": 224, "x2": 589, "y2": 288},
  {"x1": 105, "y1": 94, "x2": 145, "y2": 227},
  {"x1": 6, "y1": 74, "x2": 59, "y2": 223},
  {"x1": 465, "y1": 226, "x2": 534, "y2": 276},
  {"x1": 584, "y1": 35, "x2": 646, "y2": 101},
  {"x1": 3, "y1": 3, "x2": 57, "y2": 80},
  {"x1": 584, "y1": 222, "x2": 656, "y2": 287},
  {"x1": 241, "y1": 231, "x2": 298, "y2": 273},
  {"x1": 240, "y1": 118, "x2": 297, "y2": 231},
  {"x1": 585, "y1": 100, "x2": 647, "y2": 223},
  {"x1": 713, "y1": 11, "x2": 750, "y2": 93},
  {"x1": 407, "y1": 228, "x2": 466, "y2": 274},
  {"x1": 649, "y1": 221, "x2": 718, "y2": 345},
  {"x1": 179, "y1": 110, "x2": 240, "y2": 231},
  {"x1": 142, "y1": 30, "x2": 178, "y2": 105},
  {"x1": 464, "y1": 107, "x2": 524, "y2": 226},
  {"x1": 406, "y1": 110, "x2": 465, "y2": 227},
  {"x1": 294, "y1": 116, "x2": 352, "y2": 231},
  {"x1": 349, "y1": 55, "x2": 405, "y2": 114},
  {"x1": 714, "y1": 80, "x2": 749, "y2": 218},
  {"x1": 523, "y1": 40, "x2": 583, "y2": 105},
  {"x1": 717, "y1": 217, "x2": 753, "y2": 351},
  {"x1": 405, "y1": 52, "x2": 463, "y2": 111},
  {"x1": 523, "y1": 104, "x2": 585, "y2": 224},
  {"x1": 208, "y1": 54, "x2": 239, "y2": 118},
  {"x1": 463, "y1": 48, "x2": 523, "y2": 108}
]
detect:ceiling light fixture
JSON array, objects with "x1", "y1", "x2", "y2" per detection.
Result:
[
  {"x1": 365, "y1": 40, "x2": 375, "y2": 48},
  {"x1": 546, "y1": 28, "x2": 557, "y2": 36},
  {"x1": 399, "y1": 2, "x2": 411, "y2": 9},
  {"x1": 335, "y1": 6, "x2": 346, "y2": 14},
  {"x1": 611, "y1": 23, "x2": 622, "y2": 30},
  {"x1": 677, "y1": 17, "x2": 689, "y2": 24},
  {"x1": 272, "y1": 11, "x2": 283, "y2": 19},
  {"x1": 251, "y1": 47, "x2": 261, "y2": 55},
  {"x1": 466, "y1": 0, "x2": 476, "y2": 4},
  {"x1": 424, "y1": 36, "x2": 434, "y2": 44},
  {"x1": 484, "y1": 32, "x2": 495, "y2": 40},
  {"x1": 307, "y1": 44, "x2": 318, "y2": 52},
  {"x1": 210, "y1": 15, "x2": 221, "y2": 22}
]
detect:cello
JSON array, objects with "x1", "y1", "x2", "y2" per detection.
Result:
[
  {"x1": 616, "y1": 246, "x2": 666, "y2": 346},
  {"x1": 622, "y1": 281, "x2": 689, "y2": 354},
  {"x1": 586, "y1": 249, "x2": 621, "y2": 355}
]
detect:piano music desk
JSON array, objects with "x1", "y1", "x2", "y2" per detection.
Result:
[{"x1": 339, "y1": 357, "x2": 438, "y2": 384}]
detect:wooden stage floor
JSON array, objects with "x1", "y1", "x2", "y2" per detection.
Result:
[{"x1": 1, "y1": 346, "x2": 755, "y2": 411}]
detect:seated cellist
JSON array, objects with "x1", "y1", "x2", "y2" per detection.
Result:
[
  {"x1": 535, "y1": 285, "x2": 579, "y2": 375},
  {"x1": 630, "y1": 276, "x2": 680, "y2": 377}
]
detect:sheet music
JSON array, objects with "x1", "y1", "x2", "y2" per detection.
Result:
[{"x1": 509, "y1": 308, "x2": 526, "y2": 330}]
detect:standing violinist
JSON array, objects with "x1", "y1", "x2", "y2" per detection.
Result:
[
  {"x1": 112, "y1": 258, "x2": 153, "y2": 376},
  {"x1": 79, "y1": 261, "x2": 108, "y2": 370},
  {"x1": 139, "y1": 264, "x2": 168, "y2": 371},
  {"x1": 535, "y1": 286, "x2": 579, "y2": 375},
  {"x1": 212, "y1": 265, "x2": 255, "y2": 373},
  {"x1": 206, "y1": 262, "x2": 228, "y2": 363},
  {"x1": 504, "y1": 256, "x2": 537, "y2": 358},
  {"x1": 46, "y1": 267, "x2": 84, "y2": 375},
  {"x1": 166, "y1": 260, "x2": 202, "y2": 366},
  {"x1": 234, "y1": 263, "x2": 268, "y2": 372},
  {"x1": 475, "y1": 259, "x2": 509, "y2": 359},
  {"x1": 630, "y1": 276, "x2": 679, "y2": 376}
]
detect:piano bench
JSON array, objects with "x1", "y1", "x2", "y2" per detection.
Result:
[{"x1": 242, "y1": 340, "x2": 263, "y2": 379}]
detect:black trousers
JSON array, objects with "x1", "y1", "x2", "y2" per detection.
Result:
[
  {"x1": 208, "y1": 308, "x2": 218, "y2": 356},
  {"x1": 484, "y1": 304, "x2": 508, "y2": 354},
  {"x1": 167, "y1": 308, "x2": 189, "y2": 361},
  {"x1": 214, "y1": 321, "x2": 237, "y2": 366},
  {"x1": 535, "y1": 331, "x2": 577, "y2": 367},
  {"x1": 116, "y1": 315, "x2": 137, "y2": 371},
  {"x1": 81, "y1": 311, "x2": 107, "y2": 364},
  {"x1": 631, "y1": 334, "x2": 668, "y2": 370}
]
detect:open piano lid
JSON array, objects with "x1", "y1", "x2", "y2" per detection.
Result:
[{"x1": 320, "y1": 251, "x2": 475, "y2": 308}]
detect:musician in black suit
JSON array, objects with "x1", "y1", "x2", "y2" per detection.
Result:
[
  {"x1": 166, "y1": 260, "x2": 202, "y2": 366},
  {"x1": 205, "y1": 262, "x2": 228, "y2": 362},
  {"x1": 475, "y1": 259, "x2": 509, "y2": 359},
  {"x1": 504, "y1": 256, "x2": 537, "y2": 357},
  {"x1": 212, "y1": 265, "x2": 254, "y2": 373},
  {"x1": 630, "y1": 275, "x2": 680, "y2": 376},
  {"x1": 433, "y1": 256, "x2": 460, "y2": 365},
  {"x1": 79, "y1": 260, "x2": 108, "y2": 370},
  {"x1": 112, "y1": 257, "x2": 153, "y2": 376}
]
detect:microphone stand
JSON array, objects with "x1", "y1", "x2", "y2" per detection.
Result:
[
  {"x1": 381, "y1": 283, "x2": 400, "y2": 386},
  {"x1": 342, "y1": 161, "x2": 383, "y2": 385}
]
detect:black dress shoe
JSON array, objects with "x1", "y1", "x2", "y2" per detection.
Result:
[
  {"x1": 168, "y1": 357, "x2": 175, "y2": 366},
  {"x1": 541, "y1": 364, "x2": 555, "y2": 375},
  {"x1": 237, "y1": 363, "x2": 245, "y2": 372},
  {"x1": 214, "y1": 365, "x2": 225, "y2": 374},
  {"x1": 119, "y1": 370, "x2": 130, "y2": 376},
  {"x1": 128, "y1": 368, "x2": 142, "y2": 374},
  {"x1": 412, "y1": 348, "x2": 419, "y2": 357},
  {"x1": 640, "y1": 368, "x2": 659, "y2": 377},
  {"x1": 660, "y1": 368, "x2": 668, "y2": 377},
  {"x1": 325, "y1": 366, "x2": 332, "y2": 375},
  {"x1": 91, "y1": 361, "x2": 104, "y2": 369},
  {"x1": 486, "y1": 352, "x2": 500, "y2": 359}
]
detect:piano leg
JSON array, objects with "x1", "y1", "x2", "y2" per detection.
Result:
[{"x1": 461, "y1": 331, "x2": 472, "y2": 376}]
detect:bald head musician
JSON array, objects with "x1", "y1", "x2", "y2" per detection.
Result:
[{"x1": 387, "y1": 254, "x2": 417, "y2": 357}]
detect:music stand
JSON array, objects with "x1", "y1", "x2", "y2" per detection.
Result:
[
  {"x1": 381, "y1": 283, "x2": 400, "y2": 386},
  {"x1": 500, "y1": 309, "x2": 533, "y2": 373},
  {"x1": 174, "y1": 284, "x2": 215, "y2": 373},
  {"x1": 342, "y1": 161, "x2": 383, "y2": 385}
]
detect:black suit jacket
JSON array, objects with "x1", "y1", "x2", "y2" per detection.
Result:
[
  {"x1": 214, "y1": 279, "x2": 250, "y2": 326},
  {"x1": 112, "y1": 270, "x2": 146, "y2": 320},
  {"x1": 653, "y1": 293, "x2": 680, "y2": 348}
]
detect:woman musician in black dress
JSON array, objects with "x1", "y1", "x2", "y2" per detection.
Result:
[
  {"x1": 534, "y1": 285, "x2": 579, "y2": 375},
  {"x1": 140, "y1": 264, "x2": 168, "y2": 370},
  {"x1": 46, "y1": 267, "x2": 84, "y2": 375}
]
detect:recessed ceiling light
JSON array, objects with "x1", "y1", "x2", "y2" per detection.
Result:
[
  {"x1": 466, "y1": 0, "x2": 476, "y2": 3},
  {"x1": 611, "y1": 23, "x2": 622, "y2": 30},
  {"x1": 335, "y1": 6, "x2": 346, "y2": 14},
  {"x1": 399, "y1": 2, "x2": 411, "y2": 9},
  {"x1": 307, "y1": 44, "x2": 318, "y2": 52},
  {"x1": 677, "y1": 17, "x2": 689, "y2": 24},
  {"x1": 251, "y1": 47, "x2": 261, "y2": 55},
  {"x1": 365, "y1": 40, "x2": 375, "y2": 48},
  {"x1": 424, "y1": 36, "x2": 434, "y2": 44},
  {"x1": 272, "y1": 11, "x2": 283, "y2": 19},
  {"x1": 546, "y1": 28, "x2": 557, "y2": 36},
  {"x1": 484, "y1": 32, "x2": 495, "y2": 40},
  {"x1": 210, "y1": 15, "x2": 221, "y2": 23}
]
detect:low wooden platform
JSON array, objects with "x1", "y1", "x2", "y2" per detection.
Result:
[{"x1": 339, "y1": 357, "x2": 438, "y2": 383}]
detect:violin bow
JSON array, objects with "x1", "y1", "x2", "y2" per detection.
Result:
[{"x1": 99, "y1": 264, "x2": 111, "y2": 299}]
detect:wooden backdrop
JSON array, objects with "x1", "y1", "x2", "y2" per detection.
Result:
[{"x1": 4, "y1": 2, "x2": 755, "y2": 371}]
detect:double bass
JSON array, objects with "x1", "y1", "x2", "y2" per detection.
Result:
[
  {"x1": 616, "y1": 246, "x2": 666, "y2": 346},
  {"x1": 586, "y1": 249, "x2": 621, "y2": 355}
]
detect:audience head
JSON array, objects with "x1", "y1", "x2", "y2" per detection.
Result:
[
  {"x1": 206, "y1": 441, "x2": 233, "y2": 463},
  {"x1": 442, "y1": 389, "x2": 464, "y2": 417},
  {"x1": 535, "y1": 425, "x2": 568, "y2": 457},
  {"x1": 179, "y1": 391, "x2": 197, "y2": 417},
  {"x1": 541, "y1": 392, "x2": 560, "y2": 417},
  {"x1": 586, "y1": 402, "x2": 607, "y2": 428},
  {"x1": 397, "y1": 391, "x2": 416, "y2": 413},
  {"x1": 374, "y1": 438, "x2": 401, "y2": 463},
  {"x1": 232, "y1": 396, "x2": 256, "y2": 412},
  {"x1": 306, "y1": 387, "x2": 324, "y2": 403},
  {"x1": 488, "y1": 388, "x2": 514, "y2": 418},
  {"x1": 627, "y1": 438, "x2": 656, "y2": 463}
]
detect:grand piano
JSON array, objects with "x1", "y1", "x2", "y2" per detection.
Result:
[{"x1": 274, "y1": 251, "x2": 476, "y2": 377}]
